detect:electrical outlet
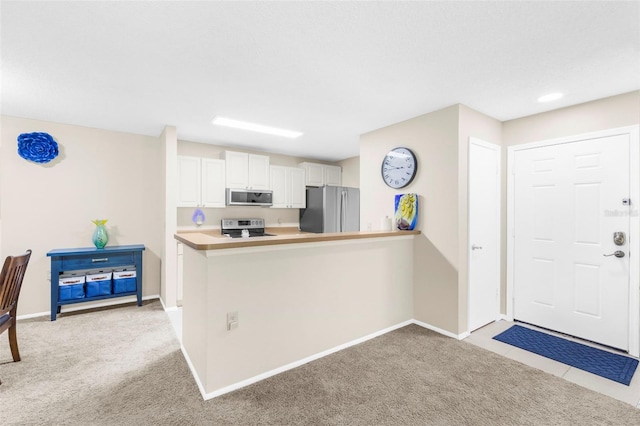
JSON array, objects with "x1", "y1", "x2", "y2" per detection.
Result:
[{"x1": 227, "y1": 311, "x2": 238, "y2": 331}]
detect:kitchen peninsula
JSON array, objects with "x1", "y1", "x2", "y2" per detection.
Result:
[{"x1": 176, "y1": 228, "x2": 419, "y2": 399}]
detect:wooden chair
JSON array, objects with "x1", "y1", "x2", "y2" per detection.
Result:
[{"x1": 0, "y1": 249, "x2": 32, "y2": 385}]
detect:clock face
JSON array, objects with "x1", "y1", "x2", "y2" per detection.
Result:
[{"x1": 381, "y1": 147, "x2": 417, "y2": 189}]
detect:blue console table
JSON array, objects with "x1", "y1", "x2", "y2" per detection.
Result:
[{"x1": 47, "y1": 244, "x2": 145, "y2": 321}]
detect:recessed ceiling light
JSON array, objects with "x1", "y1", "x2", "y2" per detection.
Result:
[
  {"x1": 537, "y1": 92, "x2": 564, "y2": 103},
  {"x1": 211, "y1": 116, "x2": 303, "y2": 139}
]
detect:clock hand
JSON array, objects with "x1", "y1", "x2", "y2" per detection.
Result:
[{"x1": 384, "y1": 166, "x2": 404, "y2": 170}]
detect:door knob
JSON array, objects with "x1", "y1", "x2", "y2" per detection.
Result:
[
  {"x1": 603, "y1": 250, "x2": 625, "y2": 258},
  {"x1": 613, "y1": 232, "x2": 626, "y2": 246},
  {"x1": 471, "y1": 245, "x2": 483, "y2": 250}
]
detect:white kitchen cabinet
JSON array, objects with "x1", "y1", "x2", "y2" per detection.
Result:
[
  {"x1": 300, "y1": 162, "x2": 324, "y2": 186},
  {"x1": 288, "y1": 168, "x2": 306, "y2": 208},
  {"x1": 177, "y1": 156, "x2": 226, "y2": 208},
  {"x1": 177, "y1": 156, "x2": 201, "y2": 207},
  {"x1": 324, "y1": 165, "x2": 342, "y2": 186},
  {"x1": 270, "y1": 166, "x2": 287, "y2": 207},
  {"x1": 298, "y1": 162, "x2": 342, "y2": 187},
  {"x1": 248, "y1": 154, "x2": 270, "y2": 189},
  {"x1": 221, "y1": 150, "x2": 270, "y2": 190},
  {"x1": 201, "y1": 158, "x2": 226, "y2": 207},
  {"x1": 270, "y1": 166, "x2": 306, "y2": 209},
  {"x1": 223, "y1": 151, "x2": 248, "y2": 189}
]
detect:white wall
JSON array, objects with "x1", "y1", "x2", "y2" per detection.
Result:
[{"x1": 0, "y1": 116, "x2": 164, "y2": 316}]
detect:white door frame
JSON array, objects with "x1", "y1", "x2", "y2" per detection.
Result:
[
  {"x1": 507, "y1": 125, "x2": 640, "y2": 356},
  {"x1": 468, "y1": 137, "x2": 502, "y2": 332}
]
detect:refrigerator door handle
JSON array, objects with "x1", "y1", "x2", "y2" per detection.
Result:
[{"x1": 341, "y1": 190, "x2": 346, "y2": 232}]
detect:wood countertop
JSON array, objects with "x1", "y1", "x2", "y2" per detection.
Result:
[{"x1": 175, "y1": 227, "x2": 420, "y2": 250}]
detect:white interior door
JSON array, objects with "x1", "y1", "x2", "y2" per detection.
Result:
[
  {"x1": 468, "y1": 138, "x2": 501, "y2": 332},
  {"x1": 513, "y1": 134, "x2": 630, "y2": 350}
]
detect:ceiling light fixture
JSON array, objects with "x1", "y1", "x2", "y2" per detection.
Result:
[
  {"x1": 211, "y1": 116, "x2": 303, "y2": 139},
  {"x1": 537, "y1": 92, "x2": 564, "y2": 103}
]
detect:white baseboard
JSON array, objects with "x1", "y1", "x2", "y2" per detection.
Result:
[
  {"x1": 411, "y1": 319, "x2": 468, "y2": 340},
  {"x1": 191, "y1": 319, "x2": 414, "y2": 400},
  {"x1": 180, "y1": 344, "x2": 208, "y2": 399},
  {"x1": 498, "y1": 314, "x2": 510, "y2": 321},
  {"x1": 17, "y1": 295, "x2": 160, "y2": 320},
  {"x1": 458, "y1": 331, "x2": 471, "y2": 339},
  {"x1": 159, "y1": 296, "x2": 180, "y2": 312}
]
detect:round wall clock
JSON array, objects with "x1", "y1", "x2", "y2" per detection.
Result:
[{"x1": 381, "y1": 147, "x2": 417, "y2": 188}]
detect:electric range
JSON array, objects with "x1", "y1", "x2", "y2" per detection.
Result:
[{"x1": 221, "y1": 218, "x2": 275, "y2": 238}]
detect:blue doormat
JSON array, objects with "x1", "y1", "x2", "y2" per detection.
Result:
[{"x1": 493, "y1": 325, "x2": 639, "y2": 385}]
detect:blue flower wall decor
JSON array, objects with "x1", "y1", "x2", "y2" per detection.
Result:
[{"x1": 17, "y1": 132, "x2": 59, "y2": 163}]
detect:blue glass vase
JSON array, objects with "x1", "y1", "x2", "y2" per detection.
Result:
[{"x1": 92, "y1": 219, "x2": 108, "y2": 249}]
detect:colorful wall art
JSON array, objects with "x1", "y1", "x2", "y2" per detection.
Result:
[
  {"x1": 394, "y1": 193, "x2": 418, "y2": 231},
  {"x1": 17, "y1": 132, "x2": 59, "y2": 163}
]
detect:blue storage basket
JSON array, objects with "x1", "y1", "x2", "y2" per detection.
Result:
[
  {"x1": 59, "y1": 275, "x2": 85, "y2": 300},
  {"x1": 113, "y1": 269, "x2": 136, "y2": 293},
  {"x1": 86, "y1": 271, "x2": 112, "y2": 297}
]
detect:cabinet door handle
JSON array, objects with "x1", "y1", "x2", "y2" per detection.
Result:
[{"x1": 92, "y1": 258, "x2": 109, "y2": 263}]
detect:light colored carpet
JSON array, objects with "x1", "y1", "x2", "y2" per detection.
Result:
[{"x1": 2, "y1": 300, "x2": 639, "y2": 425}]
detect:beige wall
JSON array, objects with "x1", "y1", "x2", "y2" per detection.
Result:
[
  {"x1": 0, "y1": 116, "x2": 164, "y2": 316},
  {"x1": 360, "y1": 104, "x2": 502, "y2": 335},
  {"x1": 503, "y1": 91, "x2": 640, "y2": 146},
  {"x1": 360, "y1": 105, "x2": 460, "y2": 333},
  {"x1": 500, "y1": 91, "x2": 640, "y2": 313},
  {"x1": 338, "y1": 156, "x2": 360, "y2": 188}
]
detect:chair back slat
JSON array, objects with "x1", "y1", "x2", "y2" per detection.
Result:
[{"x1": 0, "y1": 250, "x2": 32, "y2": 316}]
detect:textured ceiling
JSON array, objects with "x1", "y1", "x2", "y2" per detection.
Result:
[{"x1": 2, "y1": 1, "x2": 639, "y2": 161}]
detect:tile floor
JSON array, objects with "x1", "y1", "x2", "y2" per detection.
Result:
[
  {"x1": 165, "y1": 308, "x2": 640, "y2": 408},
  {"x1": 465, "y1": 320, "x2": 640, "y2": 408}
]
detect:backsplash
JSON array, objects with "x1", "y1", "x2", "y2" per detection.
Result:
[{"x1": 177, "y1": 206, "x2": 300, "y2": 229}]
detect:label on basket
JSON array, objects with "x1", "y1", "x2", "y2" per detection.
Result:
[
  {"x1": 60, "y1": 279, "x2": 83, "y2": 285},
  {"x1": 114, "y1": 270, "x2": 137, "y2": 279},
  {"x1": 60, "y1": 275, "x2": 86, "y2": 286},
  {"x1": 87, "y1": 272, "x2": 113, "y2": 282}
]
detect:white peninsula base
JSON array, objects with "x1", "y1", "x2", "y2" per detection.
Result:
[{"x1": 181, "y1": 235, "x2": 415, "y2": 399}]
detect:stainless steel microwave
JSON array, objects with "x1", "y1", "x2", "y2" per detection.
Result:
[{"x1": 226, "y1": 188, "x2": 273, "y2": 207}]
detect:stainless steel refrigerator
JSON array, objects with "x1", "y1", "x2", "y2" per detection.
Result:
[{"x1": 299, "y1": 186, "x2": 360, "y2": 233}]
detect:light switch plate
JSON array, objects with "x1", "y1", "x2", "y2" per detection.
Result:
[{"x1": 227, "y1": 311, "x2": 238, "y2": 331}]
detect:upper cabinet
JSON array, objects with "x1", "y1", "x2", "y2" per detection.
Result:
[
  {"x1": 177, "y1": 156, "x2": 225, "y2": 208},
  {"x1": 270, "y1": 166, "x2": 306, "y2": 209},
  {"x1": 324, "y1": 165, "x2": 342, "y2": 186},
  {"x1": 200, "y1": 158, "x2": 226, "y2": 207},
  {"x1": 177, "y1": 156, "x2": 201, "y2": 207},
  {"x1": 301, "y1": 162, "x2": 324, "y2": 186},
  {"x1": 298, "y1": 162, "x2": 342, "y2": 187},
  {"x1": 221, "y1": 151, "x2": 270, "y2": 190}
]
